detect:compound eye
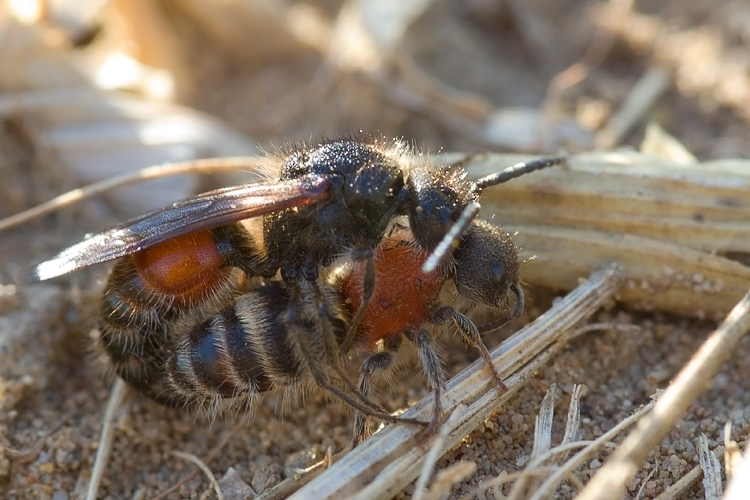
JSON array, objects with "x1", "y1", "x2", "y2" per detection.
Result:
[
  {"x1": 434, "y1": 206, "x2": 452, "y2": 226},
  {"x1": 491, "y1": 263, "x2": 505, "y2": 281}
]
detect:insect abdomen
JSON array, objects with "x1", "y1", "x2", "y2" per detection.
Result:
[
  {"x1": 97, "y1": 254, "x2": 218, "y2": 407},
  {"x1": 97, "y1": 224, "x2": 267, "y2": 407},
  {"x1": 166, "y1": 282, "x2": 302, "y2": 401}
]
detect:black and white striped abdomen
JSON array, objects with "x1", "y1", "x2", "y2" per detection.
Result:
[{"x1": 165, "y1": 282, "x2": 309, "y2": 403}]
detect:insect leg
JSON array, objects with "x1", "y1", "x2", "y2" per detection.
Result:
[
  {"x1": 409, "y1": 329, "x2": 446, "y2": 436},
  {"x1": 434, "y1": 306, "x2": 507, "y2": 392},
  {"x1": 309, "y1": 281, "x2": 388, "y2": 415},
  {"x1": 352, "y1": 337, "x2": 402, "y2": 447},
  {"x1": 287, "y1": 308, "x2": 427, "y2": 428},
  {"x1": 339, "y1": 248, "x2": 375, "y2": 353}
]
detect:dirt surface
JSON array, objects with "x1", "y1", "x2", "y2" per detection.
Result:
[{"x1": 1, "y1": 0, "x2": 749, "y2": 499}]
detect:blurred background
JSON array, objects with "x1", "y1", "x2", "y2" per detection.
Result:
[
  {"x1": 1, "y1": 1, "x2": 750, "y2": 498},
  {"x1": 1, "y1": 0, "x2": 749, "y2": 219}
]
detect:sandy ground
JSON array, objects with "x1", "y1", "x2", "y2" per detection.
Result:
[{"x1": 1, "y1": 0, "x2": 749, "y2": 498}]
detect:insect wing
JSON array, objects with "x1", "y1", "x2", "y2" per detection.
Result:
[{"x1": 28, "y1": 175, "x2": 333, "y2": 281}]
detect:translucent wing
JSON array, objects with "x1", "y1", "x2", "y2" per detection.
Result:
[{"x1": 28, "y1": 175, "x2": 333, "y2": 281}]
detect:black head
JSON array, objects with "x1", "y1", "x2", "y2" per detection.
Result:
[
  {"x1": 417, "y1": 155, "x2": 565, "y2": 274},
  {"x1": 407, "y1": 165, "x2": 474, "y2": 252},
  {"x1": 452, "y1": 219, "x2": 520, "y2": 311}
]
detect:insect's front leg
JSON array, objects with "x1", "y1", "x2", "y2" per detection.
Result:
[{"x1": 433, "y1": 306, "x2": 507, "y2": 392}]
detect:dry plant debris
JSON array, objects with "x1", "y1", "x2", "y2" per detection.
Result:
[
  {"x1": 1, "y1": 0, "x2": 749, "y2": 499},
  {"x1": 697, "y1": 435, "x2": 722, "y2": 500},
  {"x1": 725, "y1": 437, "x2": 750, "y2": 500},
  {"x1": 579, "y1": 286, "x2": 750, "y2": 499}
]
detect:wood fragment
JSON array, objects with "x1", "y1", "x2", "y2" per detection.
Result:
[
  {"x1": 725, "y1": 439, "x2": 750, "y2": 500},
  {"x1": 85, "y1": 378, "x2": 127, "y2": 500},
  {"x1": 506, "y1": 384, "x2": 560, "y2": 499},
  {"x1": 412, "y1": 405, "x2": 466, "y2": 500},
  {"x1": 652, "y1": 462, "x2": 706, "y2": 500},
  {"x1": 640, "y1": 122, "x2": 697, "y2": 164},
  {"x1": 530, "y1": 385, "x2": 558, "y2": 462},
  {"x1": 697, "y1": 434, "x2": 722, "y2": 500},
  {"x1": 465, "y1": 152, "x2": 750, "y2": 252},
  {"x1": 724, "y1": 422, "x2": 742, "y2": 480},
  {"x1": 424, "y1": 461, "x2": 476, "y2": 500},
  {"x1": 597, "y1": 67, "x2": 671, "y2": 148},
  {"x1": 524, "y1": 399, "x2": 654, "y2": 500},
  {"x1": 517, "y1": 226, "x2": 750, "y2": 321},
  {"x1": 462, "y1": 385, "x2": 652, "y2": 500}
]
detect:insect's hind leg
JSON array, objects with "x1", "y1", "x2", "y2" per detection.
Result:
[
  {"x1": 351, "y1": 337, "x2": 401, "y2": 448},
  {"x1": 285, "y1": 301, "x2": 428, "y2": 430},
  {"x1": 408, "y1": 329, "x2": 446, "y2": 438},
  {"x1": 307, "y1": 280, "x2": 388, "y2": 415}
]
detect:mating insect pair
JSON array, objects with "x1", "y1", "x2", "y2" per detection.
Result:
[{"x1": 27, "y1": 138, "x2": 563, "y2": 445}]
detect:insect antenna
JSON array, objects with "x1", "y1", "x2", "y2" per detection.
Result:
[
  {"x1": 422, "y1": 202, "x2": 481, "y2": 273},
  {"x1": 471, "y1": 156, "x2": 566, "y2": 194}
]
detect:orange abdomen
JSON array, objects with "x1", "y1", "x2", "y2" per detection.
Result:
[
  {"x1": 132, "y1": 229, "x2": 225, "y2": 305},
  {"x1": 343, "y1": 240, "x2": 444, "y2": 347}
]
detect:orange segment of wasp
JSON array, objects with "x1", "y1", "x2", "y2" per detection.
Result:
[
  {"x1": 342, "y1": 234, "x2": 444, "y2": 349},
  {"x1": 132, "y1": 230, "x2": 224, "y2": 306}
]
